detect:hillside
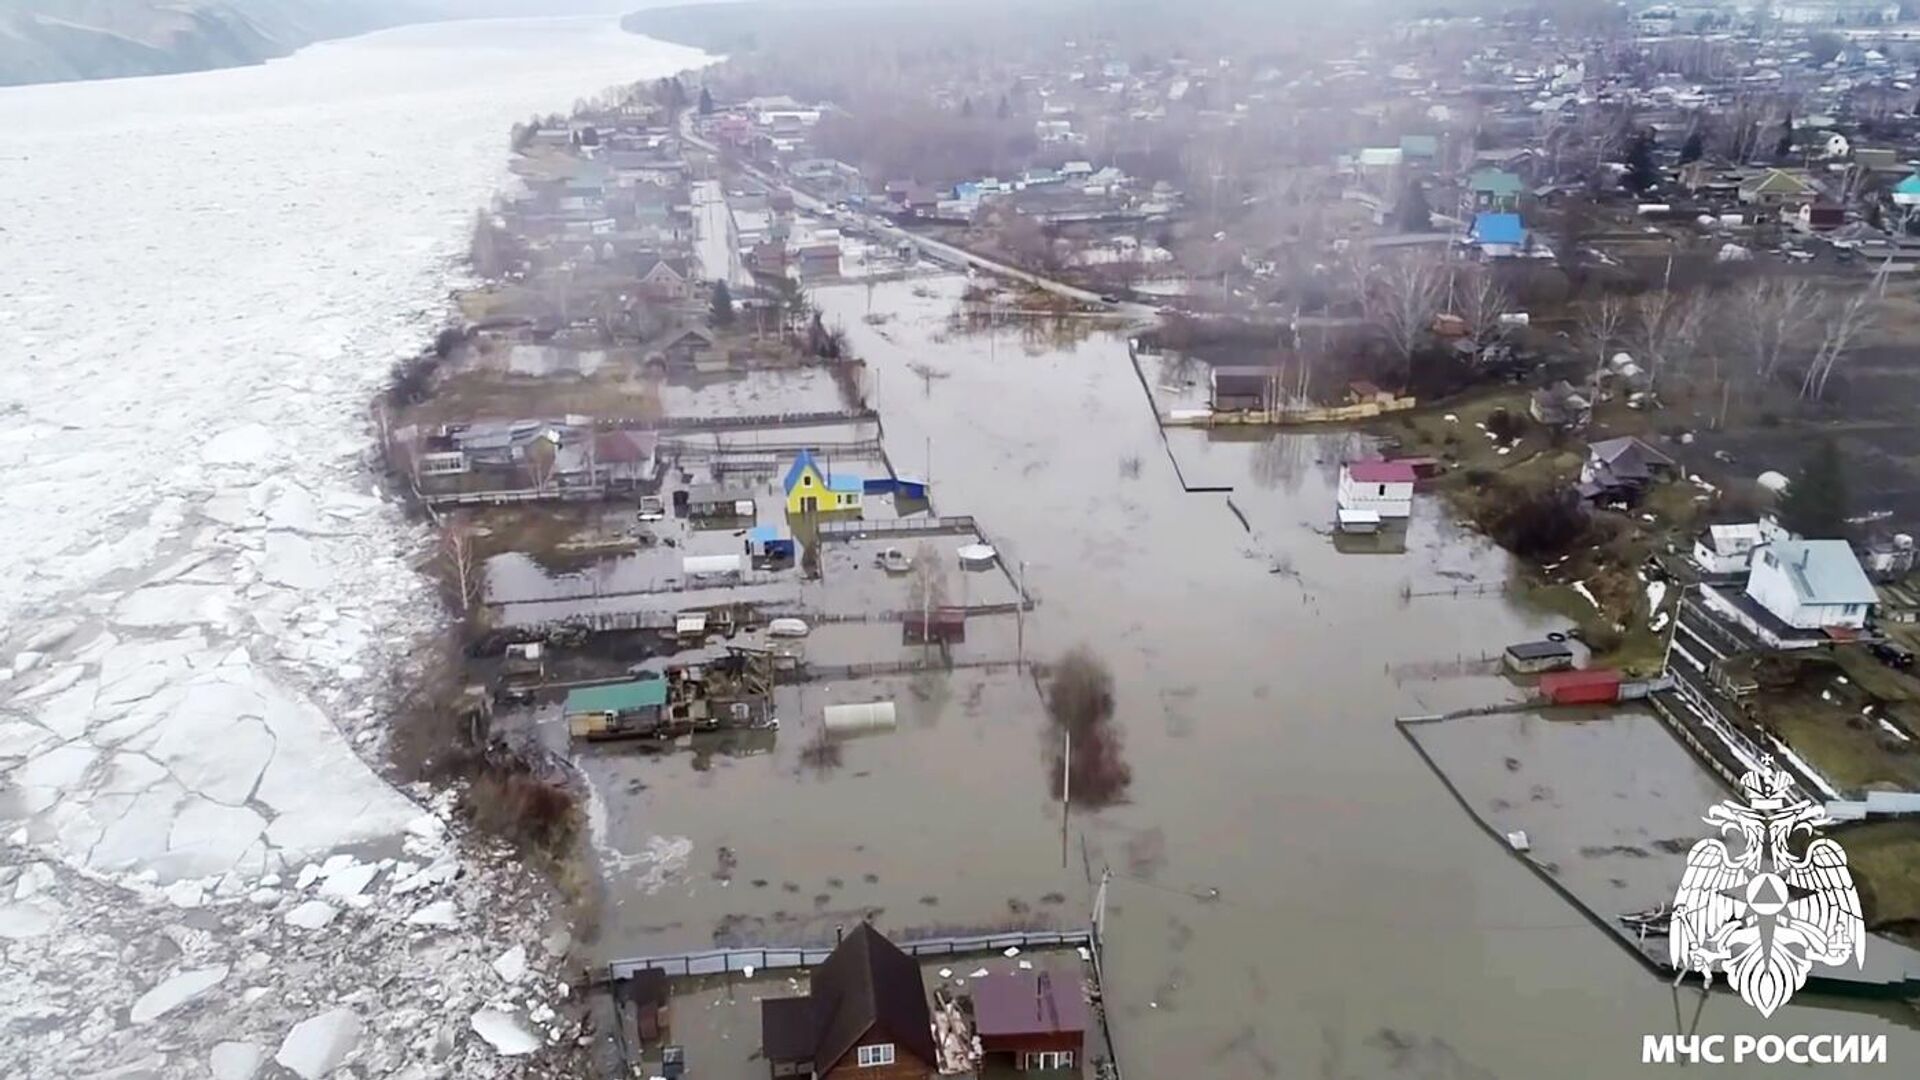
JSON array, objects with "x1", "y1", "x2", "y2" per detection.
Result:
[{"x1": 0, "y1": 0, "x2": 408, "y2": 86}]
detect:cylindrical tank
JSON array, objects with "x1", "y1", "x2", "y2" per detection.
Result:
[{"x1": 822, "y1": 700, "x2": 897, "y2": 736}]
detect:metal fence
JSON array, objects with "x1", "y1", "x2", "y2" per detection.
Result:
[
  {"x1": 606, "y1": 928, "x2": 1092, "y2": 981},
  {"x1": 818, "y1": 514, "x2": 978, "y2": 540}
]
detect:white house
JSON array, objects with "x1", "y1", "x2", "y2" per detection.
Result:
[
  {"x1": 1745, "y1": 539, "x2": 1877, "y2": 633},
  {"x1": 1693, "y1": 523, "x2": 1764, "y2": 577},
  {"x1": 1338, "y1": 460, "x2": 1416, "y2": 518}
]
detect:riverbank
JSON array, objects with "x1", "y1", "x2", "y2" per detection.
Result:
[{"x1": 0, "y1": 20, "x2": 707, "y2": 1078}]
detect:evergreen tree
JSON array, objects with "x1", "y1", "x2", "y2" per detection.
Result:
[
  {"x1": 1777, "y1": 438, "x2": 1851, "y2": 539},
  {"x1": 1680, "y1": 131, "x2": 1704, "y2": 164},
  {"x1": 698, "y1": 87, "x2": 715, "y2": 116},
  {"x1": 1625, "y1": 132, "x2": 1659, "y2": 193},
  {"x1": 709, "y1": 281, "x2": 735, "y2": 327},
  {"x1": 1398, "y1": 183, "x2": 1432, "y2": 232},
  {"x1": 996, "y1": 94, "x2": 1011, "y2": 120},
  {"x1": 1774, "y1": 112, "x2": 1794, "y2": 161},
  {"x1": 960, "y1": 96, "x2": 974, "y2": 118}
]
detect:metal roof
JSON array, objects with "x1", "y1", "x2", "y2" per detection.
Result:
[
  {"x1": 564, "y1": 679, "x2": 667, "y2": 715},
  {"x1": 1766, "y1": 539, "x2": 1877, "y2": 607},
  {"x1": 1506, "y1": 640, "x2": 1574, "y2": 660}
]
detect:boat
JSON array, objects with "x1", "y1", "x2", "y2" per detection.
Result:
[
  {"x1": 955, "y1": 542, "x2": 997, "y2": 568},
  {"x1": 767, "y1": 617, "x2": 810, "y2": 638},
  {"x1": 1619, "y1": 902, "x2": 1673, "y2": 939}
]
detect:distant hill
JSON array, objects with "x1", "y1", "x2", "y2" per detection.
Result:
[{"x1": 0, "y1": 0, "x2": 642, "y2": 87}]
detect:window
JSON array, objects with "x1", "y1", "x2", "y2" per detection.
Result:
[
  {"x1": 1377, "y1": 484, "x2": 1387, "y2": 496},
  {"x1": 1022, "y1": 1050, "x2": 1075, "y2": 1070},
  {"x1": 857, "y1": 1043, "x2": 895, "y2": 1068},
  {"x1": 803, "y1": 475, "x2": 813, "y2": 487}
]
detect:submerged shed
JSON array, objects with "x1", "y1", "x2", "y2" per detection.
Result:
[{"x1": 1503, "y1": 639, "x2": 1574, "y2": 674}]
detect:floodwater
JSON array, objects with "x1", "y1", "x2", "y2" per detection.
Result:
[{"x1": 586, "y1": 274, "x2": 1918, "y2": 1078}]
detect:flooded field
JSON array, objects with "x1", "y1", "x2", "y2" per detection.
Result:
[{"x1": 579, "y1": 274, "x2": 1918, "y2": 1078}]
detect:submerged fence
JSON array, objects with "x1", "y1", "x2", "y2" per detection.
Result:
[{"x1": 606, "y1": 928, "x2": 1092, "y2": 981}]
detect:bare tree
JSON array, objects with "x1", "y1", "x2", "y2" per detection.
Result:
[
  {"x1": 1802, "y1": 288, "x2": 1876, "y2": 400},
  {"x1": 1455, "y1": 269, "x2": 1513, "y2": 353},
  {"x1": 1631, "y1": 290, "x2": 1703, "y2": 389},
  {"x1": 1578, "y1": 295, "x2": 1629, "y2": 389},
  {"x1": 906, "y1": 541, "x2": 947, "y2": 657},
  {"x1": 440, "y1": 521, "x2": 480, "y2": 614},
  {"x1": 524, "y1": 432, "x2": 559, "y2": 493},
  {"x1": 1373, "y1": 257, "x2": 1444, "y2": 363},
  {"x1": 1731, "y1": 276, "x2": 1818, "y2": 379}
]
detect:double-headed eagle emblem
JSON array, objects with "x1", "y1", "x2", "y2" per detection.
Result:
[{"x1": 1669, "y1": 760, "x2": 1866, "y2": 1016}]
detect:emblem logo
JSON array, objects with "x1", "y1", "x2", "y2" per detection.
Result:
[{"x1": 1669, "y1": 759, "x2": 1865, "y2": 1016}]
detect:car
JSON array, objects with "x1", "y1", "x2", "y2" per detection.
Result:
[
  {"x1": 1869, "y1": 641, "x2": 1915, "y2": 669},
  {"x1": 875, "y1": 546, "x2": 912, "y2": 573},
  {"x1": 636, "y1": 495, "x2": 665, "y2": 522},
  {"x1": 1098, "y1": 293, "x2": 1121, "y2": 305}
]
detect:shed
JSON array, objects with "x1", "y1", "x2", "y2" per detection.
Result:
[
  {"x1": 971, "y1": 967, "x2": 1087, "y2": 1072},
  {"x1": 1539, "y1": 668, "x2": 1622, "y2": 705},
  {"x1": 687, "y1": 484, "x2": 757, "y2": 519},
  {"x1": 1209, "y1": 366, "x2": 1275, "y2": 412},
  {"x1": 761, "y1": 997, "x2": 815, "y2": 1079},
  {"x1": 746, "y1": 524, "x2": 796, "y2": 563},
  {"x1": 683, "y1": 554, "x2": 745, "y2": 579},
  {"x1": 1337, "y1": 461, "x2": 1416, "y2": 518},
  {"x1": 566, "y1": 679, "x2": 668, "y2": 718},
  {"x1": 1503, "y1": 640, "x2": 1574, "y2": 674}
]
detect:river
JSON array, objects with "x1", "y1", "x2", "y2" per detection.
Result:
[{"x1": 0, "y1": 17, "x2": 705, "y2": 1078}]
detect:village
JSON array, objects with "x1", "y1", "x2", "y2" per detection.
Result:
[{"x1": 362, "y1": 1, "x2": 1920, "y2": 1076}]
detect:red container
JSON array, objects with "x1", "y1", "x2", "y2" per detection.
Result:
[{"x1": 1539, "y1": 668, "x2": 1623, "y2": 705}]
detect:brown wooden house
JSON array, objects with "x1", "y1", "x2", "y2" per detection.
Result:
[
  {"x1": 759, "y1": 924, "x2": 937, "y2": 1080},
  {"x1": 970, "y1": 966, "x2": 1086, "y2": 1073}
]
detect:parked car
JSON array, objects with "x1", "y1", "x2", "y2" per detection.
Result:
[
  {"x1": 875, "y1": 547, "x2": 912, "y2": 573},
  {"x1": 1869, "y1": 641, "x2": 1915, "y2": 669},
  {"x1": 636, "y1": 495, "x2": 665, "y2": 522}
]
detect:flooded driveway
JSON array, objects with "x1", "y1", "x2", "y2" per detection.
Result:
[{"x1": 583, "y1": 275, "x2": 1915, "y2": 1078}]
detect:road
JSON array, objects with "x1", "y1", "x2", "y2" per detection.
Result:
[
  {"x1": 678, "y1": 114, "x2": 1154, "y2": 317},
  {"x1": 689, "y1": 177, "x2": 749, "y2": 287}
]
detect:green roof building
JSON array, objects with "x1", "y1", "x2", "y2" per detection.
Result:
[{"x1": 564, "y1": 678, "x2": 668, "y2": 717}]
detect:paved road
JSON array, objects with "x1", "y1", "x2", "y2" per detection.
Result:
[
  {"x1": 678, "y1": 115, "x2": 1154, "y2": 317},
  {"x1": 690, "y1": 178, "x2": 749, "y2": 287}
]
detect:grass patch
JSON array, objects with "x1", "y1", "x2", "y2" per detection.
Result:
[
  {"x1": 1835, "y1": 819, "x2": 1920, "y2": 943},
  {"x1": 1759, "y1": 682, "x2": 1920, "y2": 793}
]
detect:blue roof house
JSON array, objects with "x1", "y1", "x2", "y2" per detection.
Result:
[
  {"x1": 783, "y1": 449, "x2": 865, "y2": 515},
  {"x1": 1467, "y1": 212, "x2": 1528, "y2": 257}
]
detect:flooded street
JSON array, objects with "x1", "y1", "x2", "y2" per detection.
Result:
[{"x1": 586, "y1": 275, "x2": 1916, "y2": 1077}]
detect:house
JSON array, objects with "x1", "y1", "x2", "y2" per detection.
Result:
[
  {"x1": 1346, "y1": 380, "x2": 1396, "y2": 406},
  {"x1": 647, "y1": 326, "x2": 715, "y2": 371},
  {"x1": 1209, "y1": 366, "x2": 1275, "y2": 412},
  {"x1": 1466, "y1": 212, "x2": 1527, "y2": 258},
  {"x1": 783, "y1": 449, "x2": 864, "y2": 515},
  {"x1": 1399, "y1": 134, "x2": 1439, "y2": 163},
  {"x1": 1466, "y1": 169, "x2": 1523, "y2": 211},
  {"x1": 1529, "y1": 380, "x2": 1592, "y2": 432},
  {"x1": 1504, "y1": 640, "x2": 1575, "y2": 674},
  {"x1": 1893, "y1": 173, "x2": 1920, "y2": 209},
  {"x1": 1793, "y1": 202, "x2": 1845, "y2": 232},
  {"x1": 1693, "y1": 522, "x2": 1766, "y2": 577},
  {"x1": 1738, "y1": 169, "x2": 1818, "y2": 208},
  {"x1": 970, "y1": 966, "x2": 1086, "y2": 1073},
  {"x1": 1746, "y1": 539, "x2": 1877, "y2": 632},
  {"x1": 1338, "y1": 460, "x2": 1416, "y2": 518},
  {"x1": 1578, "y1": 436, "x2": 1676, "y2": 504},
  {"x1": 636, "y1": 254, "x2": 692, "y2": 299},
  {"x1": 757, "y1": 923, "x2": 937, "y2": 1080}
]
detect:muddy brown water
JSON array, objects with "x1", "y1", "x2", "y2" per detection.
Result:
[{"x1": 579, "y1": 276, "x2": 1916, "y2": 1078}]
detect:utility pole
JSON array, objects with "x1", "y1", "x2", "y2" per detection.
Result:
[
  {"x1": 1017, "y1": 559, "x2": 1027, "y2": 664},
  {"x1": 1060, "y1": 729, "x2": 1071, "y2": 869}
]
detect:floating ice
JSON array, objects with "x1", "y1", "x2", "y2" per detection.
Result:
[
  {"x1": 406, "y1": 900, "x2": 458, "y2": 927},
  {"x1": 275, "y1": 1008, "x2": 363, "y2": 1079},
  {"x1": 470, "y1": 1009, "x2": 541, "y2": 1055},
  {"x1": 130, "y1": 965, "x2": 228, "y2": 1024},
  {"x1": 492, "y1": 945, "x2": 528, "y2": 983},
  {"x1": 286, "y1": 900, "x2": 339, "y2": 930},
  {"x1": 210, "y1": 1041, "x2": 267, "y2": 1080}
]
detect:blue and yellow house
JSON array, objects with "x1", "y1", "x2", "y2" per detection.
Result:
[{"x1": 783, "y1": 449, "x2": 864, "y2": 515}]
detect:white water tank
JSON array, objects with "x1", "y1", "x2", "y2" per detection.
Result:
[{"x1": 823, "y1": 701, "x2": 897, "y2": 736}]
